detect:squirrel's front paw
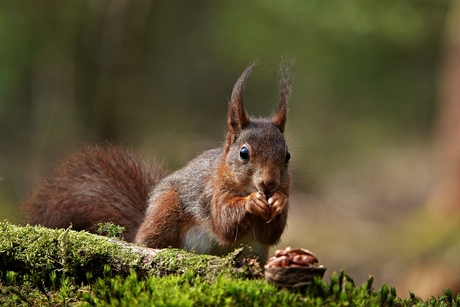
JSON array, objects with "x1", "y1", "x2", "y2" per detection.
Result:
[
  {"x1": 268, "y1": 191, "x2": 289, "y2": 220},
  {"x1": 245, "y1": 192, "x2": 271, "y2": 221}
]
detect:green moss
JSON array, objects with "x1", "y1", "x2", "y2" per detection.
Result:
[
  {"x1": 2, "y1": 221, "x2": 460, "y2": 306},
  {"x1": 0, "y1": 221, "x2": 251, "y2": 283},
  {"x1": 149, "y1": 247, "x2": 261, "y2": 281},
  {"x1": 0, "y1": 221, "x2": 135, "y2": 282},
  {"x1": 82, "y1": 269, "x2": 304, "y2": 307},
  {"x1": 0, "y1": 270, "x2": 89, "y2": 307},
  {"x1": 97, "y1": 222, "x2": 125, "y2": 240}
]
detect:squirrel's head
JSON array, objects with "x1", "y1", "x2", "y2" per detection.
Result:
[{"x1": 223, "y1": 58, "x2": 294, "y2": 198}]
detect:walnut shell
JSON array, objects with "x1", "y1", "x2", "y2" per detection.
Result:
[{"x1": 264, "y1": 266, "x2": 326, "y2": 288}]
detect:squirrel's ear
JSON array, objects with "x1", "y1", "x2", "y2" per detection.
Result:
[
  {"x1": 272, "y1": 56, "x2": 295, "y2": 133},
  {"x1": 227, "y1": 61, "x2": 257, "y2": 143}
]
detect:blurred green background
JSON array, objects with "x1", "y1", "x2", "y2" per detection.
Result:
[{"x1": 0, "y1": 0, "x2": 455, "y2": 298}]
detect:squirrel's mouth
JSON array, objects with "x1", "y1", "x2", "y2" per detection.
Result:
[{"x1": 257, "y1": 190, "x2": 273, "y2": 201}]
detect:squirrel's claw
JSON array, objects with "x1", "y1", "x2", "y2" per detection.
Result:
[
  {"x1": 268, "y1": 192, "x2": 288, "y2": 220},
  {"x1": 245, "y1": 192, "x2": 271, "y2": 221}
]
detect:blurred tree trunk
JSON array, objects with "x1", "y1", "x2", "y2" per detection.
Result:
[
  {"x1": 431, "y1": 0, "x2": 460, "y2": 215},
  {"x1": 394, "y1": 0, "x2": 460, "y2": 298}
]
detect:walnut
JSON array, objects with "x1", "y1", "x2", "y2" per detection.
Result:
[
  {"x1": 264, "y1": 247, "x2": 326, "y2": 288},
  {"x1": 266, "y1": 247, "x2": 320, "y2": 268}
]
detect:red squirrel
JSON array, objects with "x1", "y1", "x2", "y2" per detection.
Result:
[{"x1": 22, "y1": 60, "x2": 293, "y2": 264}]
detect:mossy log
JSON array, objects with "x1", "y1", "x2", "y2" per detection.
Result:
[{"x1": 0, "y1": 221, "x2": 261, "y2": 283}]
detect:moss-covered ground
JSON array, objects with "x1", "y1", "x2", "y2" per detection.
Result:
[{"x1": 1, "y1": 221, "x2": 459, "y2": 306}]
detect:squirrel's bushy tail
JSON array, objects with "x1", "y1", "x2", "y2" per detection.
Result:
[{"x1": 21, "y1": 144, "x2": 168, "y2": 241}]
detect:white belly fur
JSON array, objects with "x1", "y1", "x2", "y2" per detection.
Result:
[
  {"x1": 181, "y1": 225, "x2": 215, "y2": 254},
  {"x1": 181, "y1": 225, "x2": 267, "y2": 260}
]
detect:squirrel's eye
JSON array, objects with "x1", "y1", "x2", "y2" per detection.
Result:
[
  {"x1": 239, "y1": 146, "x2": 250, "y2": 160},
  {"x1": 285, "y1": 151, "x2": 291, "y2": 163}
]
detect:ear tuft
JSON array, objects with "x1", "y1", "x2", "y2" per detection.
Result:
[
  {"x1": 273, "y1": 56, "x2": 295, "y2": 133},
  {"x1": 227, "y1": 60, "x2": 258, "y2": 143}
]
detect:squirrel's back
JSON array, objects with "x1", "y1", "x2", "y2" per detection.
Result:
[{"x1": 22, "y1": 144, "x2": 168, "y2": 241}]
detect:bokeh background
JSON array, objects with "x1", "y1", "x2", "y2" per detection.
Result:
[{"x1": 1, "y1": 0, "x2": 459, "y2": 298}]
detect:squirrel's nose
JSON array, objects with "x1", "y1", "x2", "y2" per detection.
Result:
[{"x1": 261, "y1": 179, "x2": 279, "y2": 192}]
